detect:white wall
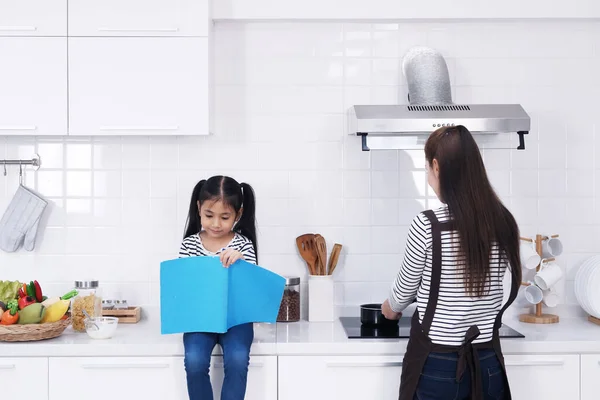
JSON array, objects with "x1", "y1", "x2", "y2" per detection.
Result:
[{"x1": 1, "y1": 20, "x2": 598, "y2": 311}]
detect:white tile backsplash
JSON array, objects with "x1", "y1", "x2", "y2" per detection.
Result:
[{"x1": 1, "y1": 20, "x2": 599, "y2": 309}]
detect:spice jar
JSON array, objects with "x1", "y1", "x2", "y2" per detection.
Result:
[
  {"x1": 71, "y1": 280, "x2": 102, "y2": 332},
  {"x1": 277, "y1": 276, "x2": 301, "y2": 322}
]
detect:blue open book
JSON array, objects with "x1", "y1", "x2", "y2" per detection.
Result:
[{"x1": 159, "y1": 256, "x2": 286, "y2": 334}]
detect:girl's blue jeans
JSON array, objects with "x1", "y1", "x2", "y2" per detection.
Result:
[{"x1": 183, "y1": 323, "x2": 254, "y2": 400}]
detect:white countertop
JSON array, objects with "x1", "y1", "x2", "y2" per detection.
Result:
[{"x1": 2, "y1": 307, "x2": 600, "y2": 357}]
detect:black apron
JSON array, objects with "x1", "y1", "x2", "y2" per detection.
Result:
[{"x1": 398, "y1": 210, "x2": 519, "y2": 400}]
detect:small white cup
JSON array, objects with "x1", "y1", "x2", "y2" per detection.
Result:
[
  {"x1": 520, "y1": 241, "x2": 541, "y2": 270},
  {"x1": 524, "y1": 282, "x2": 543, "y2": 305},
  {"x1": 534, "y1": 260, "x2": 563, "y2": 291},
  {"x1": 542, "y1": 288, "x2": 560, "y2": 308},
  {"x1": 542, "y1": 237, "x2": 563, "y2": 258}
]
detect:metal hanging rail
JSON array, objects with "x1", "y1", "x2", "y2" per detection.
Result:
[{"x1": 0, "y1": 153, "x2": 41, "y2": 171}]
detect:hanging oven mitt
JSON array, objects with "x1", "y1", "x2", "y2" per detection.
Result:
[{"x1": 0, "y1": 185, "x2": 48, "y2": 252}]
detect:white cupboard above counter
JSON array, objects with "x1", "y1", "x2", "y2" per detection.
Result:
[
  {"x1": 68, "y1": 37, "x2": 209, "y2": 136},
  {"x1": 68, "y1": 0, "x2": 209, "y2": 37},
  {"x1": 0, "y1": 0, "x2": 67, "y2": 37}
]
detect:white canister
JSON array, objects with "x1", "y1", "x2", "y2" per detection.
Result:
[{"x1": 308, "y1": 275, "x2": 334, "y2": 322}]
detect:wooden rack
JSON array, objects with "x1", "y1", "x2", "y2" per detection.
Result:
[{"x1": 519, "y1": 234, "x2": 560, "y2": 324}]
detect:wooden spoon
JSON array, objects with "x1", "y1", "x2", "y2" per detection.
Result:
[
  {"x1": 314, "y1": 234, "x2": 327, "y2": 275},
  {"x1": 328, "y1": 243, "x2": 342, "y2": 275},
  {"x1": 296, "y1": 234, "x2": 318, "y2": 275}
]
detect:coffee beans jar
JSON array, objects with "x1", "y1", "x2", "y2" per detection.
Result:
[{"x1": 277, "y1": 276, "x2": 301, "y2": 322}]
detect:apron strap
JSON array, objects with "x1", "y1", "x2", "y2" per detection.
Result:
[
  {"x1": 421, "y1": 210, "x2": 442, "y2": 335},
  {"x1": 493, "y1": 247, "x2": 521, "y2": 331}
]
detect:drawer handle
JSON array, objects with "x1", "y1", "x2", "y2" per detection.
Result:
[
  {"x1": 99, "y1": 126, "x2": 179, "y2": 131},
  {"x1": 98, "y1": 28, "x2": 179, "y2": 33},
  {"x1": 0, "y1": 364, "x2": 16, "y2": 369},
  {"x1": 0, "y1": 126, "x2": 37, "y2": 131},
  {"x1": 82, "y1": 363, "x2": 170, "y2": 370},
  {"x1": 0, "y1": 26, "x2": 37, "y2": 32},
  {"x1": 212, "y1": 362, "x2": 264, "y2": 369},
  {"x1": 506, "y1": 360, "x2": 564, "y2": 367},
  {"x1": 326, "y1": 361, "x2": 403, "y2": 368}
]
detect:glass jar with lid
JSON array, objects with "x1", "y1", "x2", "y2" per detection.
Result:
[
  {"x1": 71, "y1": 280, "x2": 102, "y2": 332},
  {"x1": 277, "y1": 276, "x2": 301, "y2": 322}
]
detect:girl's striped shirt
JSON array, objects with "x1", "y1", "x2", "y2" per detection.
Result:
[{"x1": 179, "y1": 232, "x2": 257, "y2": 265}]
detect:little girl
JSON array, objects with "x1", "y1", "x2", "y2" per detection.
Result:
[{"x1": 179, "y1": 175, "x2": 258, "y2": 400}]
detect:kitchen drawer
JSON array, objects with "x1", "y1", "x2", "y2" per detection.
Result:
[
  {"x1": 581, "y1": 354, "x2": 600, "y2": 400},
  {"x1": 0, "y1": 357, "x2": 48, "y2": 400},
  {"x1": 49, "y1": 357, "x2": 188, "y2": 400},
  {"x1": 504, "y1": 354, "x2": 579, "y2": 400},
  {"x1": 68, "y1": 37, "x2": 209, "y2": 136},
  {"x1": 0, "y1": 0, "x2": 66, "y2": 36},
  {"x1": 211, "y1": 355, "x2": 277, "y2": 400},
  {"x1": 0, "y1": 37, "x2": 68, "y2": 135},
  {"x1": 279, "y1": 355, "x2": 403, "y2": 400},
  {"x1": 68, "y1": 0, "x2": 208, "y2": 37}
]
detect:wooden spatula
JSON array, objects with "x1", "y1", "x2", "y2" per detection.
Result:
[
  {"x1": 328, "y1": 243, "x2": 342, "y2": 275},
  {"x1": 296, "y1": 234, "x2": 318, "y2": 275},
  {"x1": 314, "y1": 234, "x2": 327, "y2": 275}
]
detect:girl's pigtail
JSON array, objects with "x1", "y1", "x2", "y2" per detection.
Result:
[
  {"x1": 237, "y1": 182, "x2": 258, "y2": 262},
  {"x1": 183, "y1": 179, "x2": 206, "y2": 239}
]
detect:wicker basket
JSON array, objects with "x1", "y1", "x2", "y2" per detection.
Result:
[{"x1": 0, "y1": 317, "x2": 71, "y2": 342}]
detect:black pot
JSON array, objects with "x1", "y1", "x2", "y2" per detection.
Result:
[{"x1": 360, "y1": 303, "x2": 400, "y2": 326}]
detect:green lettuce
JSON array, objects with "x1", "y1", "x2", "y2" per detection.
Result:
[{"x1": 0, "y1": 280, "x2": 22, "y2": 304}]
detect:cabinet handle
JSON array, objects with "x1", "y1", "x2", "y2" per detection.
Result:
[
  {"x1": 505, "y1": 360, "x2": 564, "y2": 367},
  {"x1": 212, "y1": 362, "x2": 264, "y2": 369},
  {"x1": 326, "y1": 361, "x2": 403, "y2": 368},
  {"x1": 0, "y1": 126, "x2": 37, "y2": 131},
  {"x1": 0, "y1": 364, "x2": 16, "y2": 369},
  {"x1": 98, "y1": 28, "x2": 179, "y2": 33},
  {"x1": 99, "y1": 126, "x2": 179, "y2": 132},
  {"x1": 0, "y1": 26, "x2": 37, "y2": 32},
  {"x1": 82, "y1": 363, "x2": 170, "y2": 370}
]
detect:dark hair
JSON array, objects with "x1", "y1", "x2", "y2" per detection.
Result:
[
  {"x1": 183, "y1": 176, "x2": 258, "y2": 262},
  {"x1": 425, "y1": 125, "x2": 521, "y2": 297}
]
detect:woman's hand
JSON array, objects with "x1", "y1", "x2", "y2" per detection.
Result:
[
  {"x1": 220, "y1": 248, "x2": 244, "y2": 268},
  {"x1": 382, "y1": 299, "x2": 402, "y2": 320}
]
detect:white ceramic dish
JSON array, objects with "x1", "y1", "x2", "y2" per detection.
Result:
[{"x1": 84, "y1": 316, "x2": 119, "y2": 339}]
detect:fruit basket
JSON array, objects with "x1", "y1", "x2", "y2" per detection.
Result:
[{"x1": 0, "y1": 315, "x2": 71, "y2": 342}]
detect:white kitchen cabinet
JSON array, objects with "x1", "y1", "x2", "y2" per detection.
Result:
[
  {"x1": 0, "y1": 38, "x2": 68, "y2": 136},
  {"x1": 211, "y1": 355, "x2": 278, "y2": 400},
  {"x1": 581, "y1": 354, "x2": 600, "y2": 400},
  {"x1": 504, "y1": 354, "x2": 579, "y2": 400},
  {"x1": 0, "y1": 357, "x2": 48, "y2": 400},
  {"x1": 49, "y1": 357, "x2": 189, "y2": 400},
  {"x1": 68, "y1": 0, "x2": 209, "y2": 37},
  {"x1": 278, "y1": 355, "x2": 403, "y2": 399},
  {"x1": 0, "y1": 1, "x2": 66, "y2": 36},
  {"x1": 68, "y1": 37, "x2": 209, "y2": 136}
]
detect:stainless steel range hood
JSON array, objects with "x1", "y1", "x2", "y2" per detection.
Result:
[
  {"x1": 348, "y1": 103, "x2": 531, "y2": 151},
  {"x1": 348, "y1": 46, "x2": 531, "y2": 151}
]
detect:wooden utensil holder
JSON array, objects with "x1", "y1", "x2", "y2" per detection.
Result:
[{"x1": 518, "y1": 234, "x2": 560, "y2": 324}]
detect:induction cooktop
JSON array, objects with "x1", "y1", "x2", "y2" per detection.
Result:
[{"x1": 340, "y1": 317, "x2": 525, "y2": 339}]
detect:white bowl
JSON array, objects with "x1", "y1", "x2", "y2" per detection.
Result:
[{"x1": 84, "y1": 316, "x2": 119, "y2": 339}]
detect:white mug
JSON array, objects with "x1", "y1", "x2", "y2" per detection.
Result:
[
  {"x1": 542, "y1": 288, "x2": 560, "y2": 308},
  {"x1": 520, "y1": 241, "x2": 541, "y2": 270},
  {"x1": 524, "y1": 282, "x2": 543, "y2": 305},
  {"x1": 534, "y1": 261, "x2": 563, "y2": 291},
  {"x1": 542, "y1": 237, "x2": 563, "y2": 258}
]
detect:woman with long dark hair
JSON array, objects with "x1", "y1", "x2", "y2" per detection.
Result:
[{"x1": 382, "y1": 125, "x2": 522, "y2": 400}]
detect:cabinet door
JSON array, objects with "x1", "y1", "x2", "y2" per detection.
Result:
[
  {"x1": 504, "y1": 354, "x2": 579, "y2": 400},
  {"x1": 68, "y1": 37, "x2": 209, "y2": 136},
  {"x1": 0, "y1": 1, "x2": 66, "y2": 36},
  {"x1": 279, "y1": 355, "x2": 403, "y2": 399},
  {"x1": 0, "y1": 38, "x2": 67, "y2": 135},
  {"x1": 581, "y1": 354, "x2": 600, "y2": 400},
  {"x1": 49, "y1": 357, "x2": 189, "y2": 400},
  {"x1": 68, "y1": 0, "x2": 208, "y2": 37},
  {"x1": 0, "y1": 358, "x2": 48, "y2": 400},
  {"x1": 210, "y1": 356, "x2": 277, "y2": 400}
]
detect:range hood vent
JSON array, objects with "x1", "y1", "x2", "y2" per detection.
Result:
[{"x1": 348, "y1": 46, "x2": 531, "y2": 151}]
